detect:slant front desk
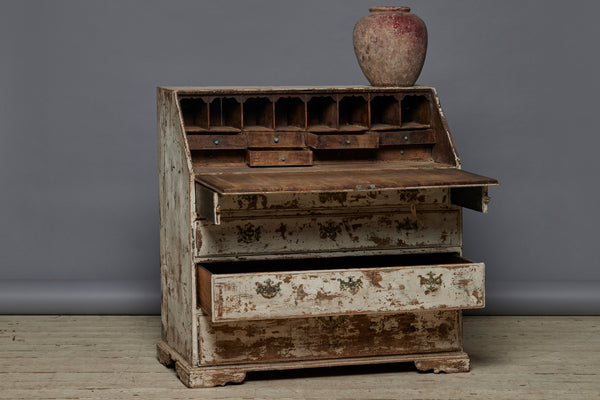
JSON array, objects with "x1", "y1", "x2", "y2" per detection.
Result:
[{"x1": 156, "y1": 86, "x2": 498, "y2": 387}]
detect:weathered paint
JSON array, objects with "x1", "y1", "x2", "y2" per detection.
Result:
[
  {"x1": 197, "y1": 310, "x2": 462, "y2": 365},
  {"x1": 199, "y1": 261, "x2": 484, "y2": 322},
  {"x1": 158, "y1": 86, "x2": 495, "y2": 387},
  {"x1": 157, "y1": 88, "x2": 197, "y2": 366},
  {"x1": 195, "y1": 210, "x2": 461, "y2": 259},
  {"x1": 198, "y1": 186, "x2": 450, "y2": 222}
]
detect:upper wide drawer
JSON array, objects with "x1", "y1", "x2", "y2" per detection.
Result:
[
  {"x1": 195, "y1": 165, "x2": 497, "y2": 223},
  {"x1": 197, "y1": 253, "x2": 484, "y2": 323},
  {"x1": 194, "y1": 209, "x2": 461, "y2": 259}
]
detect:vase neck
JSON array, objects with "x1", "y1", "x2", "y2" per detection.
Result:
[{"x1": 369, "y1": 6, "x2": 410, "y2": 13}]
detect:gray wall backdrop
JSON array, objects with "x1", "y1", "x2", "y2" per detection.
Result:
[{"x1": 1, "y1": 0, "x2": 599, "y2": 314}]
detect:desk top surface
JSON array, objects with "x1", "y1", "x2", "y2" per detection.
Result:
[{"x1": 194, "y1": 163, "x2": 498, "y2": 194}]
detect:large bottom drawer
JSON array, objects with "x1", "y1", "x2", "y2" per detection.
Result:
[
  {"x1": 197, "y1": 253, "x2": 484, "y2": 323},
  {"x1": 197, "y1": 310, "x2": 462, "y2": 365}
]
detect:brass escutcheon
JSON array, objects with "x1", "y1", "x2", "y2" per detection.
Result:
[
  {"x1": 318, "y1": 316, "x2": 346, "y2": 329},
  {"x1": 319, "y1": 220, "x2": 343, "y2": 240},
  {"x1": 396, "y1": 217, "x2": 419, "y2": 231},
  {"x1": 418, "y1": 272, "x2": 443, "y2": 294},
  {"x1": 338, "y1": 276, "x2": 363, "y2": 295},
  {"x1": 255, "y1": 279, "x2": 282, "y2": 299},
  {"x1": 237, "y1": 223, "x2": 262, "y2": 243}
]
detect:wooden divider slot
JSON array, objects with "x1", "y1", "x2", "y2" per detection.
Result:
[
  {"x1": 307, "y1": 96, "x2": 337, "y2": 132},
  {"x1": 401, "y1": 95, "x2": 431, "y2": 129},
  {"x1": 209, "y1": 97, "x2": 242, "y2": 132},
  {"x1": 275, "y1": 97, "x2": 306, "y2": 131},
  {"x1": 370, "y1": 95, "x2": 401, "y2": 131},
  {"x1": 180, "y1": 98, "x2": 209, "y2": 133},
  {"x1": 339, "y1": 95, "x2": 368, "y2": 132},
  {"x1": 243, "y1": 97, "x2": 274, "y2": 131}
]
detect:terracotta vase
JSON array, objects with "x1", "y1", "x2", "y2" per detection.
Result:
[{"x1": 353, "y1": 6, "x2": 428, "y2": 87}]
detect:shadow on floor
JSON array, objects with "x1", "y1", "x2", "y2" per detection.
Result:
[{"x1": 245, "y1": 361, "x2": 416, "y2": 383}]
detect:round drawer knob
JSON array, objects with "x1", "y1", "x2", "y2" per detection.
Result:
[
  {"x1": 281, "y1": 156, "x2": 286, "y2": 161},
  {"x1": 345, "y1": 139, "x2": 351, "y2": 144},
  {"x1": 403, "y1": 136, "x2": 408, "y2": 141},
  {"x1": 273, "y1": 137, "x2": 279, "y2": 143},
  {"x1": 213, "y1": 140, "x2": 219, "y2": 145}
]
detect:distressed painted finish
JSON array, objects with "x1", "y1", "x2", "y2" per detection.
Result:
[
  {"x1": 195, "y1": 185, "x2": 455, "y2": 225},
  {"x1": 160, "y1": 341, "x2": 469, "y2": 388},
  {"x1": 157, "y1": 88, "x2": 197, "y2": 366},
  {"x1": 157, "y1": 86, "x2": 497, "y2": 387},
  {"x1": 196, "y1": 310, "x2": 462, "y2": 365},
  {"x1": 209, "y1": 187, "x2": 450, "y2": 217},
  {"x1": 199, "y1": 261, "x2": 484, "y2": 322},
  {"x1": 195, "y1": 210, "x2": 461, "y2": 259}
]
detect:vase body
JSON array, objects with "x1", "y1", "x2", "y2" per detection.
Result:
[{"x1": 353, "y1": 7, "x2": 428, "y2": 87}]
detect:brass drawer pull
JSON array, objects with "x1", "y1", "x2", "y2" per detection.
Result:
[
  {"x1": 318, "y1": 316, "x2": 346, "y2": 329},
  {"x1": 338, "y1": 276, "x2": 363, "y2": 294},
  {"x1": 237, "y1": 223, "x2": 262, "y2": 243},
  {"x1": 396, "y1": 217, "x2": 419, "y2": 231},
  {"x1": 255, "y1": 279, "x2": 282, "y2": 298},
  {"x1": 319, "y1": 220, "x2": 343, "y2": 240},
  {"x1": 418, "y1": 272, "x2": 443, "y2": 294}
]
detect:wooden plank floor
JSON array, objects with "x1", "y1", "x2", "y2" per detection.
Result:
[{"x1": 1, "y1": 316, "x2": 599, "y2": 399}]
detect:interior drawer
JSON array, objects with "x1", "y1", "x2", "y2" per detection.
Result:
[
  {"x1": 187, "y1": 134, "x2": 247, "y2": 150},
  {"x1": 307, "y1": 132, "x2": 379, "y2": 149},
  {"x1": 247, "y1": 149, "x2": 313, "y2": 167},
  {"x1": 247, "y1": 131, "x2": 305, "y2": 148},
  {"x1": 194, "y1": 210, "x2": 461, "y2": 258},
  {"x1": 197, "y1": 253, "x2": 484, "y2": 322}
]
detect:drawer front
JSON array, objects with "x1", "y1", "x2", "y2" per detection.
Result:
[
  {"x1": 247, "y1": 131, "x2": 305, "y2": 148},
  {"x1": 215, "y1": 188, "x2": 450, "y2": 215},
  {"x1": 187, "y1": 134, "x2": 247, "y2": 150},
  {"x1": 199, "y1": 259, "x2": 483, "y2": 322},
  {"x1": 379, "y1": 129, "x2": 436, "y2": 146},
  {"x1": 307, "y1": 132, "x2": 379, "y2": 149},
  {"x1": 247, "y1": 149, "x2": 313, "y2": 167},
  {"x1": 195, "y1": 210, "x2": 461, "y2": 258},
  {"x1": 198, "y1": 310, "x2": 461, "y2": 365}
]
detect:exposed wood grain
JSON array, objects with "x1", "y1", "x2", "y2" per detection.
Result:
[
  {"x1": 306, "y1": 132, "x2": 379, "y2": 149},
  {"x1": 196, "y1": 311, "x2": 462, "y2": 365},
  {"x1": 1, "y1": 316, "x2": 599, "y2": 399},
  {"x1": 158, "y1": 86, "x2": 499, "y2": 391},
  {"x1": 376, "y1": 146, "x2": 434, "y2": 162},
  {"x1": 177, "y1": 87, "x2": 465, "y2": 169},
  {"x1": 246, "y1": 149, "x2": 313, "y2": 167},
  {"x1": 157, "y1": 88, "x2": 197, "y2": 365},
  {"x1": 186, "y1": 134, "x2": 247, "y2": 150},
  {"x1": 430, "y1": 87, "x2": 461, "y2": 166},
  {"x1": 194, "y1": 166, "x2": 498, "y2": 194},
  {"x1": 247, "y1": 131, "x2": 305, "y2": 148},
  {"x1": 379, "y1": 129, "x2": 436, "y2": 146},
  {"x1": 451, "y1": 186, "x2": 491, "y2": 213}
]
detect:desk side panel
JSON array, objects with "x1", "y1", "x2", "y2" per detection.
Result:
[{"x1": 158, "y1": 88, "x2": 196, "y2": 365}]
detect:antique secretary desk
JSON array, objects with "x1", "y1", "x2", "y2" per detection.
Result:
[{"x1": 156, "y1": 86, "x2": 497, "y2": 387}]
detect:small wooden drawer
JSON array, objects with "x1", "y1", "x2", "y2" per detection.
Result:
[
  {"x1": 247, "y1": 149, "x2": 313, "y2": 167},
  {"x1": 195, "y1": 210, "x2": 461, "y2": 259},
  {"x1": 197, "y1": 254, "x2": 484, "y2": 322},
  {"x1": 187, "y1": 134, "x2": 247, "y2": 150},
  {"x1": 379, "y1": 129, "x2": 436, "y2": 146},
  {"x1": 307, "y1": 132, "x2": 379, "y2": 149},
  {"x1": 247, "y1": 132, "x2": 305, "y2": 148}
]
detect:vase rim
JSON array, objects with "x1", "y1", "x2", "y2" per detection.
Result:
[{"x1": 369, "y1": 6, "x2": 410, "y2": 13}]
